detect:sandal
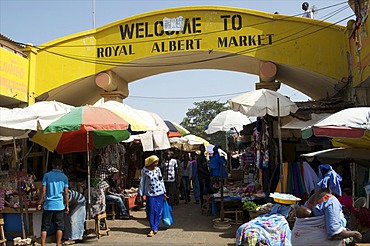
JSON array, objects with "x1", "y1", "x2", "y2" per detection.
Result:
[
  {"x1": 63, "y1": 240, "x2": 75, "y2": 245},
  {"x1": 147, "y1": 230, "x2": 155, "y2": 237}
]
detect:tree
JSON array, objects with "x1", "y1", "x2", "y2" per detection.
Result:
[{"x1": 181, "y1": 100, "x2": 229, "y2": 148}]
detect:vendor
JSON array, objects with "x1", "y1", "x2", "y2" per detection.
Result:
[{"x1": 291, "y1": 164, "x2": 362, "y2": 245}]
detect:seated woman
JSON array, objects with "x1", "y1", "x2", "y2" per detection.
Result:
[
  {"x1": 292, "y1": 165, "x2": 361, "y2": 246},
  {"x1": 236, "y1": 202, "x2": 293, "y2": 245}
]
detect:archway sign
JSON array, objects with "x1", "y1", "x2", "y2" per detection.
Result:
[{"x1": 29, "y1": 6, "x2": 347, "y2": 105}]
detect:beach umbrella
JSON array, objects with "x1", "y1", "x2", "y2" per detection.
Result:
[
  {"x1": 228, "y1": 89, "x2": 298, "y2": 117},
  {"x1": 96, "y1": 100, "x2": 152, "y2": 132},
  {"x1": 97, "y1": 101, "x2": 171, "y2": 151},
  {"x1": 301, "y1": 107, "x2": 370, "y2": 149},
  {"x1": 29, "y1": 105, "x2": 131, "y2": 153},
  {"x1": 205, "y1": 110, "x2": 253, "y2": 134},
  {"x1": 29, "y1": 105, "x2": 131, "y2": 219},
  {"x1": 164, "y1": 120, "x2": 190, "y2": 138},
  {"x1": 0, "y1": 101, "x2": 74, "y2": 140},
  {"x1": 169, "y1": 134, "x2": 208, "y2": 152}
]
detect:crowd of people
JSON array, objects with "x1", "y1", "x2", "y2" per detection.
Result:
[
  {"x1": 35, "y1": 144, "x2": 222, "y2": 244},
  {"x1": 35, "y1": 144, "x2": 370, "y2": 245}
]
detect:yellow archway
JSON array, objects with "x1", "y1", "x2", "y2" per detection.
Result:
[{"x1": 26, "y1": 6, "x2": 349, "y2": 105}]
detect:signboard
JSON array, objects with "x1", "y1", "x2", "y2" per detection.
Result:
[{"x1": 0, "y1": 48, "x2": 29, "y2": 102}]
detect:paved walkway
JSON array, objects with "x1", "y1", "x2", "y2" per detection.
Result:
[
  {"x1": 36, "y1": 198, "x2": 240, "y2": 246},
  {"x1": 93, "y1": 200, "x2": 238, "y2": 246}
]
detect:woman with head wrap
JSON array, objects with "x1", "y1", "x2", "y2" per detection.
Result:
[
  {"x1": 138, "y1": 155, "x2": 167, "y2": 237},
  {"x1": 292, "y1": 164, "x2": 362, "y2": 245}
]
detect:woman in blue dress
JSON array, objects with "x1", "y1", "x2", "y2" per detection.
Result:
[{"x1": 139, "y1": 155, "x2": 167, "y2": 237}]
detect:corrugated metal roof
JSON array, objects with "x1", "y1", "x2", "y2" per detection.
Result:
[{"x1": 0, "y1": 33, "x2": 25, "y2": 49}]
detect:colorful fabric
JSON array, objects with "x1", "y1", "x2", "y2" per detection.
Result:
[
  {"x1": 42, "y1": 169, "x2": 69, "y2": 211},
  {"x1": 236, "y1": 213, "x2": 292, "y2": 246}
]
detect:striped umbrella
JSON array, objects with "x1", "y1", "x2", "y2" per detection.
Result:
[
  {"x1": 30, "y1": 105, "x2": 131, "y2": 154},
  {"x1": 164, "y1": 120, "x2": 190, "y2": 138}
]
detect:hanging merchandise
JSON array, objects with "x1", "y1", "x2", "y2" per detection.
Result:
[{"x1": 262, "y1": 149, "x2": 269, "y2": 169}]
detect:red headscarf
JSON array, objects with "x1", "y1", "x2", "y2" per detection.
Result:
[{"x1": 352, "y1": 207, "x2": 370, "y2": 228}]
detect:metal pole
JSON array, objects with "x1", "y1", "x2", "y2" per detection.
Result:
[
  {"x1": 277, "y1": 98, "x2": 284, "y2": 192},
  {"x1": 87, "y1": 132, "x2": 91, "y2": 219}
]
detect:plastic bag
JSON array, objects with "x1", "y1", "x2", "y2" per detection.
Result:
[{"x1": 162, "y1": 200, "x2": 173, "y2": 226}]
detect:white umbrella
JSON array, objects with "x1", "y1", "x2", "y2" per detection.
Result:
[
  {"x1": 228, "y1": 89, "x2": 298, "y2": 192},
  {"x1": 0, "y1": 101, "x2": 74, "y2": 139},
  {"x1": 228, "y1": 89, "x2": 298, "y2": 117},
  {"x1": 205, "y1": 110, "x2": 253, "y2": 134}
]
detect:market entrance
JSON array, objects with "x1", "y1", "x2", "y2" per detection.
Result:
[{"x1": 29, "y1": 6, "x2": 348, "y2": 106}]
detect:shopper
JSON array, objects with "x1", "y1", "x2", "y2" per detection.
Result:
[
  {"x1": 180, "y1": 153, "x2": 192, "y2": 204},
  {"x1": 37, "y1": 158, "x2": 69, "y2": 246},
  {"x1": 197, "y1": 145, "x2": 212, "y2": 207},
  {"x1": 139, "y1": 155, "x2": 167, "y2": 237},
  {"x1": 161, "y1": 150, "x2": 178, "y2": 207},
  {"x1": 63, "y1": 189, "x2": 86, "y2": 245}
]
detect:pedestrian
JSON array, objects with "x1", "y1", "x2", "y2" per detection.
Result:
[
  {"x1": 161, "y1": 150, "x2": 178, "y2": 207},
  {"x1": 180, "y1": 153, "x2": 192, "y2": 204},
  {"x1": 37, "y1": 158, "x2": 69, "y2": 246},
  {"x1": 138, "y1": 155, "x2": 167, "y2": 237},
  {"x1": 197, "y1": 145, "x2": 212, "y2": 207},
  {"x1": 191, "y1": 152, "x2": 200, "y2": 204},
  {"x1": 63, "y1": 189, "x2": 86, "y2": 245}
]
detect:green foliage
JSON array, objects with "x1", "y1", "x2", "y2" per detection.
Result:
[
  {"x1": 181, "y1": 100, "x2": 229, "y2": 147},
  {"x1": 243, "y1": 200, "x2": 257, "y2": 211}
]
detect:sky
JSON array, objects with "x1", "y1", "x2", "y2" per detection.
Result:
[{"x1": 0, "y1": 0, "x2": 355, "y2": 123}]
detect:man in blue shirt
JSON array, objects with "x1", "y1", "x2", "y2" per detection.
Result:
[{"x1": 37, "y1": 158, "x2": 69, "y2": 246}]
